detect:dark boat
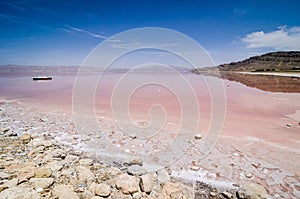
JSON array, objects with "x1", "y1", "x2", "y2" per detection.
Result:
[{"x1": 32, "y1": 76, "x2": 52, "y2": 81}]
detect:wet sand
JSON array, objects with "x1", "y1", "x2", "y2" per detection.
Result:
[
  {"x1": 0, "y1": 69, "x2": 300, "y2": 198},
  {"x1": 238, "y1": 71, "x2": 300, "y2": 78}
]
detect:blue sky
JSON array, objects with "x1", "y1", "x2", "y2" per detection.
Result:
[{"x1": 0, "y1": 0, "x2": 300, "y2": 66}]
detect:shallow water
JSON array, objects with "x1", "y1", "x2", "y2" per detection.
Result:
[
  {"x1": 1, "y1": 67, "x2": 300, "y2": 198},
  {"x1": 0, "y1": 70, "x2": 300, "y2": 184}
]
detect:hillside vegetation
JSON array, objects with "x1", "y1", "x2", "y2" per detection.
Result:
[
  {"x1": 192, "y1": 51, "x2": 300, "y2": 93},
  {"x1": 217, "y1": 51, "x2": 300, "y2": 72}
]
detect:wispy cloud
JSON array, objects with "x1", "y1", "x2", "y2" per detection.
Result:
[
  {"x1": 111, "y1": 42, "x2": 178, "y2": 49},
  {"x1": 0, "y1": 13, "x2": 26, "y2": 23},
  {"x1": 1, "y1": 1, "x2": 53, "y2": 14},
  {"x1": 3, "y1": 2, "x2": 25, "y2": 11},
  {"x1": 58, "y1": 28, "x2": 78, "y2": 35},
  {"x1": 64, "y1": 25, "x2": 108, "y2": 39},
  {"x1": 242, "y1": 26, "x2": 300, "y2": 50},
  {"x1": 62, "y1": 25, "x2": 121, "y2": 42},
  {"x1": 0, "y1": 10, "x2": 54, "y2": 32}
]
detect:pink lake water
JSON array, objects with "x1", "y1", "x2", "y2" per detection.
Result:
[
  {"x1": 0, "y1": 70, "x2": 300, "y2": 196},
  {"x1": 0, "y1": 71, "x2": 298, "y2": 137}
]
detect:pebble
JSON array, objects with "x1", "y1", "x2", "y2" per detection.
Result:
[
  {"x1": 194, "y1": 134, "x2": 202, "y2": 139},
  {"x1": 0, "y1": 185, "x2": 8, "y2": 192},
  {"x1": 237, "y1": 183, "x2": 268, "y2": 199},
  {"x1": 42, "y1": 140, "x2": 54, "y2": 148},
  {"x1": 19, "y1": 133, "x2": 31, "y2": 144},
  {"x1": 0, "y1": 128, "x2": 9, "y2": 133},
  {"x1": 51, "y1": 149, "x2": 66, "y2": 159},
  {"x1": 47, "y1": 161, "x2": 63, "y2": 172},
  {"x1": 222, "y1": 191, "x2": 233, "y2": 198},
  {"x1": 0, "y1": 187, "x2": 40, "y2": 199},
  {"x1": 245, "y1": 172, "x2": 253, "y2": 178},
  {"x1": 233, "y1": 152, "x2": 240, "y2": 157},
  {"x1": 79, "y1": 158, "x2": 94, "y2": 166},
  {"x1": 8, "y1": 132, "x2": 17, "y2": 137},
  {"x1": 53, "y1": 184, "x2": 79, "y2": 199},
  {"x1": 157, "y1": 169, "x2": 170, "y2": 184},
  {"x1": 161, "y1": 182, "x2": 195, "y2": 198},
  {"x1": 190, "y1": 165, "x2": 200, "y2": 171},
  {"x1": 127, "y1": 165, "x2": 147, "y2": 176},
  {"x1": 90, "y1": 196, "x2": 103, "y2": 199},
  {"x1": 76, "y1": 166, "x2": 95, "y2": 183},
  {"x1": 3, "y1": 178, "x2": 18, "y2": 188},
  {"x1": 36, "y1": 187, "x2": 44, "y2": 193},
  {"x1": 95, "y1": 183, "x2": 111, "y2": 197},
  {"x1": 0, "y1": 171, "x2": 10, "y2": 180},
  {"x1": 34, "y1": 167, "x2": 52, "y2": 178},
  {"x1": 132, "y1": 192, "x2": 143, "y2": 199},
  {"x1": 116, "y1": 173, "x2": 140, "y2": 194},
  {"x1": 29, "y1": 177, "x2": 54, "y2": 189},
  {"x1": 140, "y1": 173, "x2": 157, "y2": 193},
  {"x1": 81, "y1": 134, "x2": 91, "y2": 141},
  {"x1": 65, "y1": 154, "x2": 80, "y2": 164},
  {"x1": 210, "y1": 191, "x2": 217, "y2": 197},
  {"x1": 129, "y1": 134, "x2": 137, "y2": 139},
  {"x1": 124, "y1": 149, "x2": 130, "y2": 153},
  {"x1": 123, "y1": 156, "x2": 143, "y2": 166}
]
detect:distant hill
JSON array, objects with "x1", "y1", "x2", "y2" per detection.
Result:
[
  {"x1": 192, "y1": 51, "x2": 300, "y2": 93},
  {"x1": 217, "y1": 51, "x2": 300, "y2": 72},
  {"x1": 0, "y1": 65, "x2": 191, "y2": 78},
  {"x1": 0, "y1": 65, "x2": 80, "y2": 77}
]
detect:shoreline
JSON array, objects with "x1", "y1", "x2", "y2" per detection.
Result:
[
  {"x1": 1, "y1": 98, "x2": 299, "y2": 198},
  {"x1": 0, "y1": 99, "x2": 272, "y2": 199},
  {"x1": 237, "y1": 71, "x2": 300, "y2": 78}
]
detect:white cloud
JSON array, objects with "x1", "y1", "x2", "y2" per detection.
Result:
[
  {"x1": 111, "y1": 42, "x2": 178, "y2": 49},
  {"x1": 59, "y1": 28, "x2": 77, "y2": 35},
  {"x1": 0, "y1": 13, "x2": 25, "y2": 22},
  {"x1": 63, "y1": 25, "x2": 120, "y2": 42},
  {"x1": 3, "y1": 2, "x2": 25, "y2": 11},
  {"x1": 65, "y1": 25, "x2": 108, "y2": 39},
  {"x1": 242, "y1": 26, "x2": 300, "y2": 50}
]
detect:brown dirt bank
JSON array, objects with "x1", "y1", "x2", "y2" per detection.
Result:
[{"x1": 193, "y1": 69, "x2": 300, "y2": 93}]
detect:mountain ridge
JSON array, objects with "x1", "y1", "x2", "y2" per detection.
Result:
[
  {"x1": 193, "y1": 51, "x2": 300, "y2": 93},
  {"x1": 217, "y1": 51, "x2": 300, "y2": 72}
]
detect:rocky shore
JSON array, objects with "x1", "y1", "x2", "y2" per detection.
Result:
[
  {"x1": 0, "y1": 100, "x2": 269, "y2": 199},
  {"x1": 192, "y1": 51, "x2": 300, "y2": 93}
]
